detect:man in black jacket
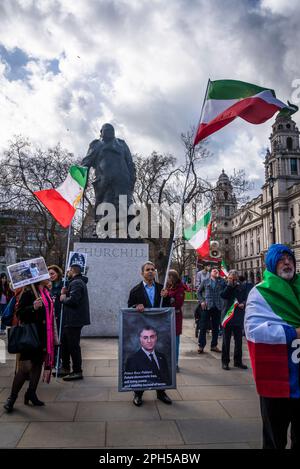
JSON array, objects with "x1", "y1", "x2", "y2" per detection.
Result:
[
  {"x1": 220, "y1": 270, "x2": 252, "y2": 371},
  {"x1": 127, "y1": 261, "x2": 172, "y2": 407},
  {"x1": 59, "y1": 264, "x2": 90, "y2": 381}
]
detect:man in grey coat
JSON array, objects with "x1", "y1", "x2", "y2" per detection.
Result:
[{"x1": 197, "y1": 268, "x2": 226, "y2": 353}]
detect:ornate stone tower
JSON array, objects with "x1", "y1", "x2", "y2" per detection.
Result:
[
  {"x1": 211, "y1": 170, "x2": 237, "y2": 265},
  {"x1": 262, "y1": 114, "x2": 300, "y2": 248},
  {"x1": 264, "y1": 114, "x2": 300, "y2": 183}
]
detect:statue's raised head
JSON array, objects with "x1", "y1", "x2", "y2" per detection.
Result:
[{"x1": 100, "y1": 123, "x2": 115, "y2": 143}]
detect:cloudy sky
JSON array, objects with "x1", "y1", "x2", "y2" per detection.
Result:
[{"x1": 1, "y1": 0, "x2": 300, "y2": 199}]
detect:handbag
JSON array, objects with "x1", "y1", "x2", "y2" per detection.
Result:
[{"x1": 7, "y1": 323, "x2": 41, "y2": 354}]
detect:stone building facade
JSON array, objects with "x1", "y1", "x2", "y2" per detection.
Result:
[{"x1": 212, "y1": 114, "x2": 300, "y2": 282}]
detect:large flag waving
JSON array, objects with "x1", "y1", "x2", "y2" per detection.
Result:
[
  {"x1": 34, "y1": 165, "x2": 88, "y2": 228},
  {"x1": 183, "y1": 210, "x2": 212, "y2": 257},
  {"x1": 194, "y1": 79, "x2": 298, "y2": 145}
]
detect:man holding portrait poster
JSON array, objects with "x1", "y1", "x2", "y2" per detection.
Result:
[{"x1": 122, "y1": 261, "x2": 175, "y2": 407}]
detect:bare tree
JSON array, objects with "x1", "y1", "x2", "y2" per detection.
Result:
[
  {"x1": 133, "y1": 129, "x2": 251, "y2": 281},
  {"x1": 0, "y1": 136, "x2": 80, "y2": 264}
]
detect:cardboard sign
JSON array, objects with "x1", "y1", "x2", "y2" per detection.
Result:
[
  {"x1": 67, "y1": 251, "x2": 87, "y2": 274},
  {"x1": 7, "y1": 257, "x2": 50, "y2": 290}
]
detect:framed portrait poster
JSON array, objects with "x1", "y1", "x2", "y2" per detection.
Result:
[{"x1": 118, "y1": 307, "x2": 176, "y2": 392}]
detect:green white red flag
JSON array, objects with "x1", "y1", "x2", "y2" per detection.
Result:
[
  {"x1": 220, "y1": 259, "x2": 229, "y2": 278},
  {"x1": 194, "y1": 79, "x2": 298, "y2": 145},
  {"x1": 183, "y1": 210, "x2": 212, "y2": 257},
  {"x1": 34, "y1": 165, "x2": 88, "y2": 228},
  {"x1": 222, "y1": 300, "x2": 239, "y2": 328}
]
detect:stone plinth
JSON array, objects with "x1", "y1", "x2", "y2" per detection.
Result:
[{"x1": 74, "y1": 240, "x2": 149, "y2": 337}]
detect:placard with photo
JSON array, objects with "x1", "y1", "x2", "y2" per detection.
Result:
[
  {"x1": 67, "y1": 251, "x2": 88, "y2": 274},
  {"x1": 119, "y1": 307, "x2": 176, "y2": 392},
  {"x1": 7, "y1": 257, "x2": 50, "y2": 289}
]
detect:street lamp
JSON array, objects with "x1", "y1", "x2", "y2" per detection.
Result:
[{"x1": 268, "y1": 176, "x2": 276, "y2": 244}]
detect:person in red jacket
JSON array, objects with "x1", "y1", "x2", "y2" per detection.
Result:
[{"x1": 166, "y1": 269, "x2": 185, "y2": 372}]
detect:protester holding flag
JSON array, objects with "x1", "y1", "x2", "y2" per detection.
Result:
[
  {"x1": 220, "y1": 270, "x2": 251, "y2": 371},
  {"x1": 59, "y1": 263, "x2": 90, "y2": 381},
  {"x1": 245, "y1": 244, "x2": 300, "y2": 449},
  {"x1": 3, "y1": 280, "x2": 56, "y2": 413},
  {"x1": 197, "y1": 268, "x2": 226, "y2": 354}
]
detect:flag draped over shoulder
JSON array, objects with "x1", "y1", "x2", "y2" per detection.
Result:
[
  {"x1": 34, "y1": 165, "x2": 88, "y2": 228},
  {"x1": 245, "y1": 270, "x2": 300, "y2": 398},
  {"x1": 183, "y1": 210, "x2": 212, "y2": 258},
  {"x1": 194, "y1": 79, "x2": 298, "y2": 145},
  {"x1": 222, "y1": 301, "x2": 239, "y2": 328}
]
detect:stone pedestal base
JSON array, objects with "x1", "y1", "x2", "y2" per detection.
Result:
[{"x1": 73, "y1": 241, "x2": 149, "y2": 337}]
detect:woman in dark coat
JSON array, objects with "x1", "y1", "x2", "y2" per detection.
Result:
[
  {"x1": 3, "y1": 280, "x2": 55, "y2": 413},
  {"x1": 165, "y1": 270, "x2": 185, "y2": 372},
  {"x1": 48, "y1": 265, "x2": 63, "y2": 373},
  {"x1": 48, "y1": 265, "x2": 64, "y2": 331}
]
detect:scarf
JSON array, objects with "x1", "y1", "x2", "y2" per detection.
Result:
[
  {"x1": 39, "y1": 286, "x2": 55, "y2": 383},
  {"x1": 257, "y1": 270, "x2": 300, "y2": 327}
]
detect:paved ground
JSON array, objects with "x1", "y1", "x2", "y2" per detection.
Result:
[{"x1": 0, "y1": 319, "x2": 262, "y2": 449}]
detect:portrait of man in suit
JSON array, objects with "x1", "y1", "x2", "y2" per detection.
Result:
[{"x1": 125, "y1": 325, "x2": 171, "y2": 387}]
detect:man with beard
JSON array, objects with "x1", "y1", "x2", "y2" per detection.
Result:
[{"x1": 245, "y1": 244, "x2": 300, "y2": 449}]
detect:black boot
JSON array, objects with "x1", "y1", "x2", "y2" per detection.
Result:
[
  {"x1": 3, "y1": 394, "x2": 18, "y2": 413},
  {"x1": 24, "y1": 390, "x2": 45, "y2": 406}
]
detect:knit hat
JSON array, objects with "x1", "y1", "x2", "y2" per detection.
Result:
[{"x1": 265, "y1": 243, "x2": 296, "y2": 274}]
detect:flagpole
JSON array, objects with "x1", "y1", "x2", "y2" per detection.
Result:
[
  {"x1": 160, "y1": 150, "x2": 194, "y2": 306},
  {"x1": 55, "y1": 223, "x2": 72, "y2": 379},
  {"x1": 160, "y1": 79, "x2": 211, "y2": 306}
]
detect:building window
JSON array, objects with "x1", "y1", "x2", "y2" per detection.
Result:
[
  {"x1": 225, "y1": 206, "x2": 230, "y2": 217},
  {"x1": 291, "y1": 227, "x2": 296, "y2": 244},
  {"x1": 225, "y1": 239, "x2": 229, "y2": 244},
  {"x1": 287, "y1": 137, "x2": 293, "y2": 150},
  {"x1": 291, "y1": 158, "x2": 297, "y2": 174},
  {"x1": 257, "y1": 240, "x2": 260, "y2": 254},
  {"x1": 291, "y1": 206, "x2": 294, "y2": 217}
]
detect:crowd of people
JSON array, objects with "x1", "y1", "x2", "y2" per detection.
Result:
[
  {"x1": 196, "y1": 266, "x2": 253, "y2": 370},
  {"x1": 1, "y1": 243, "x2": 300, "y2": 449}
]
